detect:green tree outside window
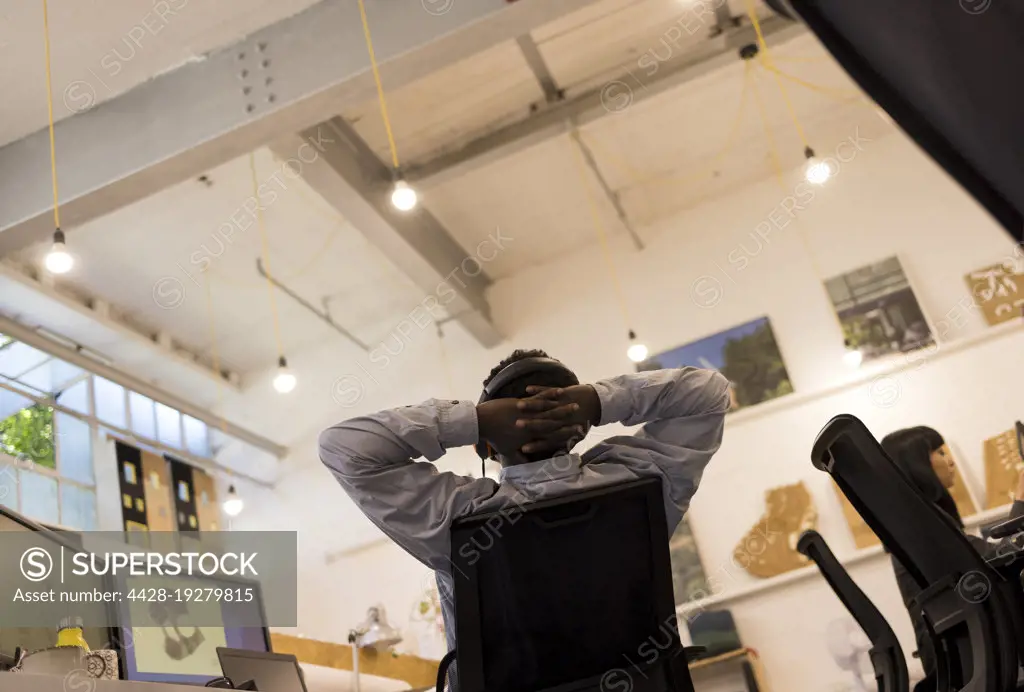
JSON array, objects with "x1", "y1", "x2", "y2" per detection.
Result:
[{"x1": 0, "y1": 404, "x2": 56, "y2": 469}]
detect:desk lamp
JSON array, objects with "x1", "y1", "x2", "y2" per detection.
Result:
[{"x1": 348, "y1": 606, "x2": 402, "y2": 692}]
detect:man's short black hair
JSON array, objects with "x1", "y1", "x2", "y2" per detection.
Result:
[
  {"x1": 483, "y1": 349, "x2": 549, "y2": 388},
  {"x1": 482, "y1": 349, "x2": 577, "y2": 401}
]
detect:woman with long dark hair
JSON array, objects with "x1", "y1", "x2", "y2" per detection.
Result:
[{"x1": 881, "y1": 426, "x2": 1024, "y2": 686}]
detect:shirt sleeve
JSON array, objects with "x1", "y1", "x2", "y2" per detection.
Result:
[
  {"x1": 318, "y1": 399, "x2": 499, "y2": 572},
  {"x1": 581, "y1": 367, "x2": 731, "y2": 529}
]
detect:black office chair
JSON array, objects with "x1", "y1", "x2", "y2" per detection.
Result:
[
  {"x1": 811, "y1": 414, "x2": 1024, "y2": 692},
  {"x1": 797, "y1": 530, "x2": 909, "y2": 692},
  {"x1": 445, "y1": 477, "x2": 697, "y2": 692}
]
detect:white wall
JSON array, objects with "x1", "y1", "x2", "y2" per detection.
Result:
[{"x1": 261, "y1": 130, "x2": 1024, "y2": 689}]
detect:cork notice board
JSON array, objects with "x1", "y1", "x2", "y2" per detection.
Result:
[
  {"x1": 964, "y1": 263, "x2": 1024, "y2": 326},
  {"x1": 984, "y1": 428, "x2": 1022, "y2": 509},
  {"x1": 191, "y1": 467, "x2": 221, "y2": 532},
  {"x1": 141, "y1": 450, "x2": 175, "y2": 532},
  {"x1": 735, "y1": 481, "x2": 817, "y2": 578},
  {"x1": 834, "y1": 482, "x2": 879, "y2": 550},
  {"x1": 836, "y1": 460, "x2": 979, "y2": 549}
]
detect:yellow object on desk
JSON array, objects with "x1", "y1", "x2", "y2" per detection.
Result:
[{"x1": 56, "y1": 618, "x2": 90, "y2": 651}]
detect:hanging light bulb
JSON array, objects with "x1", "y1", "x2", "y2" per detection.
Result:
[
  {"x1": 842, "y1": 339, "x2": 863, "y2": 368},
  {"x1": 626, "y1": 330, "x2": 649, "y2": 363},
  {"x1": 804, "y1": 146, "x2": 833, "y2": 186},
  {"x1": 390, "y1": 178, "x2": 418, "y2": 211},
  {"x1": 45, "y1": 229, "x2": 74, "y2": 274},
  {"x1": 222, "y1": 484, "x2": 244, "y2": 517},
  {"x1": 273, "y1": 355, "x2": 297, "y2": 393}
]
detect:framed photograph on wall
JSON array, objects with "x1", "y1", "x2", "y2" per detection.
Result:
[
  {"x1": 668, "y1": 517, "x2": 710, "y2": 605},
  {"x1": 637, "y1": 316, "x2": 793, "y2": 411},
  {"x1": 824, "y1": 256, "x2": 935, "y2": 363}
]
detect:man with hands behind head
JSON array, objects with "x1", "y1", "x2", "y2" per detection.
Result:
[{"x1": 319, "y1": 348, "x2": 731, "y2": 671}]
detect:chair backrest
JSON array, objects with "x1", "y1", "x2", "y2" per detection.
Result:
[
  {"x1": 449, "y1": 477, "x2": 694, "y2": 692},
  {"x1": 811, "y1": 414, "x2": 1022, "y2": 692},
  {"x1": 797, "y1": 530, "x2": 909, "y2": 692}
]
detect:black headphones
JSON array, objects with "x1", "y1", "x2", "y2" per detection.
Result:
[{"x1": 475, "y1": 357, "x2": 579, "y2": 469}]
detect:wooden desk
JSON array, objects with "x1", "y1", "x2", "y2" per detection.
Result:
[
  {"x1": 271, "y1": 633, "x2": 438, "y2": 689},
  {"x1": 688, "y1": 648, "x2": 769, "y2": 691}
]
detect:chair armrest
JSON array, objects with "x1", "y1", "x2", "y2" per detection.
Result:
[
  {"x1": 986, "y1": 513, "x2": 1024, "y2": 539},
  {"x1": 683, "y1": 646, "x2": 707, "y2": 662}
]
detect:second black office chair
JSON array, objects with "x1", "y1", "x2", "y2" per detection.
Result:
[
  {"x1": 811, "y1": 414, "x2": 1024, "y2": 692},
  {"x1": 797, "y1": 529, "x2": 909, "y2": 692}
]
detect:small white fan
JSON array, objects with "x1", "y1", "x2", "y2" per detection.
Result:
[{"x1": 826, "y1": 618, "x2": 873, "y2": 692}]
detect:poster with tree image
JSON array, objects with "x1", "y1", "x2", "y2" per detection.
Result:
[{"x1": 637, "y1": 316, "x2": 793, "y2": 410}]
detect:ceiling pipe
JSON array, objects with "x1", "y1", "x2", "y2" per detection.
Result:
[{"x1": 255, "y1": 259, "x2": 370, "y2": 352}]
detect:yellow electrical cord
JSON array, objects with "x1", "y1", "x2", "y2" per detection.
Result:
[
  {"x1": 747, "y1": 67, "x2": 787, "y2": 193},
  {"x1": 186, "y1": 157, "x2": 345, "y2": 291},
  {"x1": 748, "y1": 69, "x2": 844, "y2": 334},
  {"x1": 569, "y1": 132, "x2": 633, "y2": 330},
  {"x1": 759, "y1": 62, "x2": 887, "y2": 127},
  {"x1": 357, "y1": 0, "x2": 401, "y2": 170},
  {"x1": 771, "y1": 53, "x2": 832, "y2": 65},
  {"x1": 276, "y1": 155, "x2": 412, "y2": 298},
  {"x1": 743, "y1": 0, "x2": 810, "y2": 150},
  {"x1": 264, "y1": 169, "x2": 343, "y2": 282},
  {"x1": 203, "y1": 273, "x2": 229, "y2": 434},
  {"x1": 584, "y1": 61, "x2": 754, "y2": 193},
  {"x1": 757, "y1": 62, "x2": 863, "y2": 101},
  {"x1": 249, "y1": 152, "x2": 286, "y2": 361},
  {"x1": 41, "y1": 0, "x2": 61, "y2": 230}
]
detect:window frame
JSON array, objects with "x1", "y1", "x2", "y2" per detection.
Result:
[{"x1": 0, "y1": 371, "x2": 214, "y2": 531}]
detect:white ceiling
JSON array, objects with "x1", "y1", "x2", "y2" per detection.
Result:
[
  {"x1": 419, "y1": 32, "x2": 892, "y2": 279},
  {"x1": 343, "y1": 0, "x2": 774, "y2": 166},
  {"x1": 13, "y1": 148, "x2": 426, "y2": 376},
  {"x1": 0, "y1": 0, "x2": 900, "y2": 450}
]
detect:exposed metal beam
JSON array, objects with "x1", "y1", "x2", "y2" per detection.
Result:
[
  {"x1": 0, "y1": 314, "x2": 287, "y2": 459},
  {"x1": 0, "y1": 0, "x2": 605, "y2": 256},
  {"x1": 270, "y1": 118, "x2": 503, "y2": 349},
  {"x1": 405, "y1": 16, "x2": 806, "y2": 188},
  {"x1": 516, "y1": 35, "x2": 561, "y2": 104},
  {"x1": 568, "y1": 123, "x2": 643, "y2": 251}
]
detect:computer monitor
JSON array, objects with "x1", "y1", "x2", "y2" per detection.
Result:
[
  {"x1": 114, "y1": 572, "x2": 271, "y2": 685},
  {"x1": 217, "y1": 648, "x2": 307, "y2": 692},
  {"x1": 0, "y1": 506, "x2": 115, "y2": 660}
]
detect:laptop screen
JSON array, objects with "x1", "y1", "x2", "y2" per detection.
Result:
[{"x1": 218, "y1": 649, "x2": 306, "y2": 692}]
